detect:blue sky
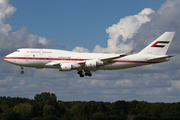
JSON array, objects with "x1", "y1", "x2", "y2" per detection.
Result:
[
  {"x1": 9, "y1": 0, "x2": 166, "y2": 51},
  {"x1": 1, "y1": 0, "x2": 180, "y2": 103}
]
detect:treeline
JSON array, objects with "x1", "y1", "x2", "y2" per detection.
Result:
[{"x1": 0, "y1": 92, "x2": 180, "y2": 120}]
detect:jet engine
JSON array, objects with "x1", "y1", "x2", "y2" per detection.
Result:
[
  {"x1": 59, "y1": 63, "x2": 80, "y2": 71},
  {"x1": 60, "y1": 63, "x2": 72, "y2": 71},
  {"x1": 85, "y1": 60, "x2": 104, "y2": 69}
]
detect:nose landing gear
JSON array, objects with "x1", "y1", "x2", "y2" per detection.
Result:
[{"x1": 21, "y1": 67, "x2": 24, "y2": 74}]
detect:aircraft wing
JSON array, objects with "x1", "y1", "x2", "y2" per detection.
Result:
[
  {"x1": 99, "y1": 50, "x2": 135, "y2": 61},
  {"x1": 45, "y1": 50, "x2": 135, "y2": 68},
  {"x1": 76, "y1": 50, "x2": 135, "y2": 66}
]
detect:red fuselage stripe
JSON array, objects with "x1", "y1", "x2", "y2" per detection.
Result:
[{"x1": 4, "y1": 57, "x2": 159, "y2": 64}]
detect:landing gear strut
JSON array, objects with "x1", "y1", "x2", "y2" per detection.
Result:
[{"x1": 21, "y1": 67, "x2": 24, "y2": 74}]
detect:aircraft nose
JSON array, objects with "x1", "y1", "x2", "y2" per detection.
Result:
[
  {"x1": 4, "y1": 54, "x2": 14, "y2": 63},
  {"x1": 4, "y1": 55, "x2": 9, "y2": 62}
]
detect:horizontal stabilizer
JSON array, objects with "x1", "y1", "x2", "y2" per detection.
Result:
[{"x1": 146, "y1": 55, "x2": 175, "y2": 61}]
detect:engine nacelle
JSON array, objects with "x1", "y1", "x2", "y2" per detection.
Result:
[
  {"x1": 59, "y1": 63, "x2": 80, "y2": 71},
  {"x1": 60, "y1": 63, "x2": 72, "y2": 71},
  {"x1": 85, "y1": 60, "x2": 104, "y2": 69}
]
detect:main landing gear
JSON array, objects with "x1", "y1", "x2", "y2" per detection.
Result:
[
  {"x1": 77, "y1": 70, "x2": 92, "y2": 77},
  {"x1": 21, "y1": 67, "x2": 24, "y2": 74},
  {"x1": 78, "y1": 71, "x2": 84, "y2": 77}
]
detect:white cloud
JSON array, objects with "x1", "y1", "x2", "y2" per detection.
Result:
[
  {"x1": 93, "y1": 8, "x2": 155, "y2": 53},
  {"x1": 38, "y1": 37, "x2": 48, "y2": 45},
  {"x1": 0, "y1": 0, "x2": 15, "y2": 36},
  {"x1": 0, "y1": 0, "x2": 16, "y2": 21},
  {"x1": 19, "y1": 79, "x2": 29, "y2": 86},
  {"x1": 72, "y1": 46, "x2": 90, "y2": 53},
  {"x1": 0, "y1": 77, "x2": 13, "y2": 86},
  {"x1": 0, "y1": 1, "x2": 52, "y2": 56}
]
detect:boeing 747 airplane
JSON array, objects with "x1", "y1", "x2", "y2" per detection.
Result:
[{"x1": 4, "y1": 32, "x2": 175, "y2": 77}]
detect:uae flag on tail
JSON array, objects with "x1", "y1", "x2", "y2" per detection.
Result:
[{"x1": 151, "y1": 41, "x2": 170, "y2": 48}]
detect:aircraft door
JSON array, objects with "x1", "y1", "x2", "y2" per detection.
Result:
[
  {"x1": 39, "y1": 49, "x2": 43, "y2": 55},
  {"x1": 48, "y1": 56, "x2": 52, "y2": 62},
  {"x1": 136, "y1": 59, "x2": 140, "y2": 66},
  {"x1": 25, "y1": 55, "x2": 29, "y2": 61}
]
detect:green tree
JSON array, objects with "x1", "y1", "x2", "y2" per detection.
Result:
[
  {"x1": 111, "y1": 100, "x2": 128, "y2": 116},
  {"x1": 70, "y1": 103, "x2": 83, "y2": 116},
  {"x1": 57, "y1": 101, "x2": 66, "y2": 116},
  {"x1": 34, "y1": 92, "x2": 57, "y2": 107},
  {"x1": 34, "y1": 92, "x2": 58, "y2": 116},
  {"x1": 0, "y1": 112, "x2": 21, "y2": 120},
  {"x1": 0, "y1": 107, "x2": 22, "y2": 120},
  {"x1": 13, "y1": 103, "x2": 33, "y2": 120},
  {"x1": 91, "y1": 111, "x2": 105, "y2": 117},
  {"x1": 89, "y1": 104, "x2": 98, "y2": 116},
  {"x1": 0, "y1": 104, "x2": 9, "y2": 113},
  {"x1": 135, "y1": 101, "x2": 147, "y2": 115},
  {"x1": 162, "y1": 103, "x2": 180, "y2": 118},
  {"x1": 97, "y1": 103, "x2": 107, "y2": 113},
  {"x1": 148, "y1": 103, "x2": 163, "y2": 117},
  {"x1": 128, "y1": 100, "x2": 138, "y2": 115},
  {"x1": 43, "y1": 105, "x2": 56, "y2": 117},
  {"x1": 83, "y1": 105, "x2": 89, "y2": 116}
]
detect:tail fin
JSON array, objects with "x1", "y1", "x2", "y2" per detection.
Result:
[{"x1": 138, "y1": 32, "x2": 175, "y2": 55}]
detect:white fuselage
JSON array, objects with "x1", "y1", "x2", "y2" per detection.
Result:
[{"x1": 4, "y1": 48, "x2": 165, "y2": 71}]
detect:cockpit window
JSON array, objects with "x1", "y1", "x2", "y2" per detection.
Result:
[{"x1": 16, "y1": 50, "x2": 20, "y2": 52}]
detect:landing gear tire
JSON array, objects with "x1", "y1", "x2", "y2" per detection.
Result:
[
  {"x1": 79, "y1": 74, "x2": 84, "y2": 77},
  {"x1": 78, "y1": 70, "x2": 92, "y2": 77},
  {"x1": 21, "y1": 67, "x2": 24, "y2": 74},
  {"x1": 78, "y1": 71, "x2": 84, "y2": 77},
  {"x1": 77, "y1": 71, "x2": 82, "y2": 74},
  {"x1": 84, "y1": 70, "x2": 92, "y2": 77}
]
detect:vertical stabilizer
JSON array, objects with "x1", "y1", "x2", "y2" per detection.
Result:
[{"x1": 138, "y1": 32, "x2": 175, "y2": 55}]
